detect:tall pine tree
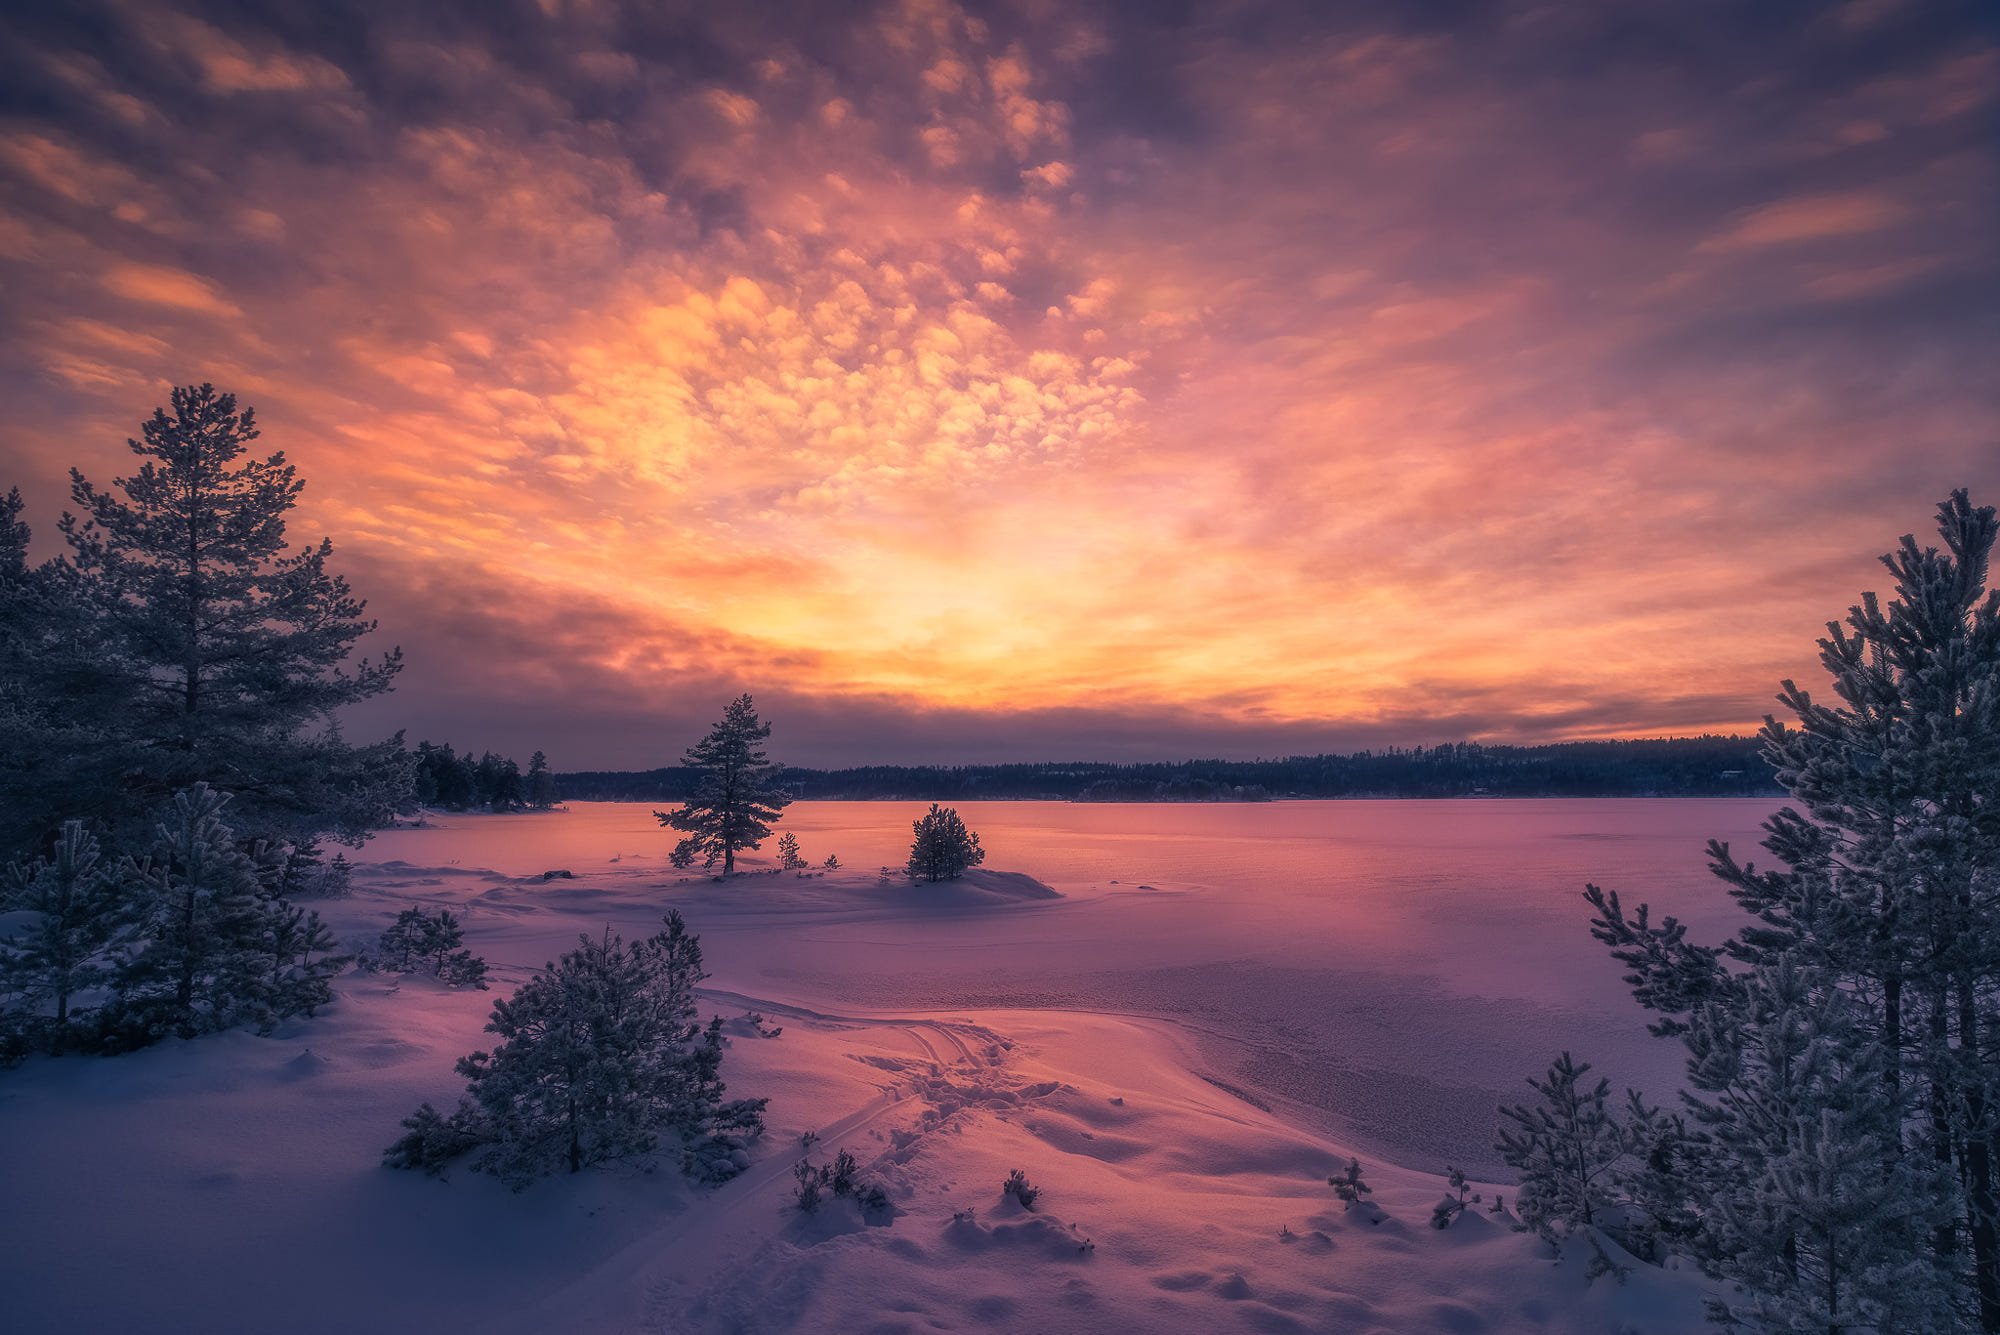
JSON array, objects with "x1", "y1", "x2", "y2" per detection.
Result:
[
  {"x1": 43, "y1": 384, "x2": 408, "y2": 851},
  {"x1": 655, "y1": 695, "x2": 791, "y2": 876},
  {"x1": 1581, "y1": 490, "x2": 2000, "y2": 1327}
]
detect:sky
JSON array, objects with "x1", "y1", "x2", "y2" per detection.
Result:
[{"x1": 0, "y1": 0, "x2": 1994, "y2": 768}]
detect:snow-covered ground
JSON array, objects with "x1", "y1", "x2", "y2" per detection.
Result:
[{"x1": 1, "y1": 806, "x2": 1746, "y2": 1332}]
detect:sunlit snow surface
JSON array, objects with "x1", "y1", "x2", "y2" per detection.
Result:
[{"x1": 3, "y1": 799, "x2": 1760, "y2": 1332}]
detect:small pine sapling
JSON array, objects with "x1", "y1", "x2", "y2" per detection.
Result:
[
  {"x1": 822, "y1": 854, "x2": 840, "y2": 871},
  {"x1": 776, "y1": 832, "x2": 806, "y2": 871},
  {"x1": 1003, "y1": 1168, "x2": 1040, "y2": 1209},
  {"x1": 1431, "y1": 1166, "x2": 1482, "y2": 1229},
  {"x1": 1329, "y1": 1158, "x2": 1372, "y2": 1204},
  {"x1": 1496, "y1": 1051, "x2": 1636, "y2": 1243}
]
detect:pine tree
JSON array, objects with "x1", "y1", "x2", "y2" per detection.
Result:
[
  {"x1": 776, "y1": 832, "x2": 805, "y2": 870},
  {"x1": 374, "y1": 906, "x2": 486, "y2": 988},
  {"x1": 48, "y1": 384, "x2": 408, "y2": 850},
  {"x1": 526, "y1": 750, "x2": 557, "y2": 809},
  {"x1": 0, "y1": 489, "x2": 130, "y2": 858},
  {"x1": 1687, "y1": 959, "x2": 1957, "y2": 1331},
  {"x1": 654, "y1": 695, "x2": 791, "y2": 877},
  {"x1": 1, "y1": 820, "x2": 124, "y2": 1049},
  {"x1": 906, "y1": 804, "x2": 985, "y2": 882},
  {"x1": 1497, "y1": 1051, "x2": 1640, "y2": 1241},
  {"x1": 106, "y1": 784, "x2": 275, "y2": 1044},
  {"x1": 386, "y1": 912, "x2": 765, "y2": 1188},
  {"x1": 254, "y1": 898, "x2": 347, "y2": 1027},
  {"x1": 1576, "y1": 490, "x2": 2000, "y2": 1325}
]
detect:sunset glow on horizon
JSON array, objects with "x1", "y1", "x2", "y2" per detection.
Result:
[{"x1": 1, "y1": 0, "x2": 1993, "y2": 766}]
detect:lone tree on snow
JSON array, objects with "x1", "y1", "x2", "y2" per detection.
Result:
[
  {"x1": 655, "y1": 695, "x2": 791, "y2": 876},
  {"x1": 906, "y1": 803, "x2": 984, "y2": 882}
]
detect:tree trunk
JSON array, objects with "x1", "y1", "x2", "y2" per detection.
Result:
[{"x1": 1960, "y1": 977, "x2": 2000, "y2": 1330}]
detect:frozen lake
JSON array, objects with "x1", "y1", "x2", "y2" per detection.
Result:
[{"x1": 359, "y1": 798, "x2": 1781, "y2": 1174}]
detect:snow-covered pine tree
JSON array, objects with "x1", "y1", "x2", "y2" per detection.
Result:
[
  {"x1": 1496, "y1": 1051, "x2": 1640, "y2": 1241},
  {"x1": 388, "y1": 912, "x2": 764, "y2": 1188},
  {"x1": 0, "y1": 820, "x2": 124, "y2": 1050},
  {"x1": 906, "y1": 804, "x2": 985, "y2": 882},
  {"x1": 106, "y1": 784, "x2": 274, "y2": 1045},
  {"x1": 374, "y1": 906, "x2": 486, "y2": 988},
  {"x1": 1576, "y1": 491, "x2": 2000, "y2": 1326},
  {"x1": 254, "y1": 899, "x2": 347, "y2": 1027},
  {"x1": 654, "y1": 695, "x2": 791, "y2": 876},
  {"x1": 1687, "y1": 958, "x2": 1957, "y2": 1332},
  {"x1": 53, "y1": 384, "x2": 408, "y2": 850}
]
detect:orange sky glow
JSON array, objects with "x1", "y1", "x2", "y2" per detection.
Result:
[{"x1": 0, "y1": 0, "x2": 1994, "y2": 765}]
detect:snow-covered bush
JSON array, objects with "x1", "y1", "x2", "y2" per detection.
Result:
[
  {"x1": 384, "y1": 911, "x2": 766, "y2": 1189},
  {"x1": 907, "y1": 804, "x2": 985, "y2": 882}
]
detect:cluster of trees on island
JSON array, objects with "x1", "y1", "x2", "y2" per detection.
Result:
[{"x1": 410, "y1": 741, "x2": 559, "y2": 811}]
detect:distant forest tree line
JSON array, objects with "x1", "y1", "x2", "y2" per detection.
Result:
[{"x1": 552, "y1": 736, "x2": 1780, "y2": 804}]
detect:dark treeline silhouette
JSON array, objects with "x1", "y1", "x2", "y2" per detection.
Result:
[
  {"x1": 413, "y1": 742, "x2": 558, "y2": 811},
  {"x1": 557, "y1": 736, "x2": 1778, "y2": 803}
]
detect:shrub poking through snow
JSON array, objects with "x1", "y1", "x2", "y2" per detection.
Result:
[
  {"x1": 370, "y1": 906, "x2": 488, "y2": 989},
  {"x1": 822, "y1": 854, "x2": 840, "y2": 871},
  {"x1": 1431, "y1": 1166, "x2": 1482, "y2": 1229},
  {"x1": 906, "y1": 804, "x2": 985, "y2": 882},
  {"x1": 1003, "y1": 1168, "x2": 1040, "y2": 1209},
  {"x1": 793, "y1": 1147, "x2": 889, "y2": 1218},
  {"x1": 776, "y1": 832, "x2": 806, "y2": 870},
  {"x1": 830, "y1": 1148, "x2": 860, "y2": 1196},
  {"x1": 384, "y1": 911, "x2": 766, "y2": 1189},
  {"x1": 793, "y1": 1158, "x2": 826, "y2": 1213},
  {"x1": 1329, "y1": 1158, "x2": 1372, "y2": 1204}
]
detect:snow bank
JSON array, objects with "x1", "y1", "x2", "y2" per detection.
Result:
[{"x1": 0, "y1": 857, "x2": 1714, "y2": 1333}]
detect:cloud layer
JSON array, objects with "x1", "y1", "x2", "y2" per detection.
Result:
[{"x1": 1, "y1": 0, "x2": 1993, "y2": 765}]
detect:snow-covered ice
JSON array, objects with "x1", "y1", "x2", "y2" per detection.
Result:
[{"x1": 2, "y1": 800, "x2": 1755, "y2": 1332}]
